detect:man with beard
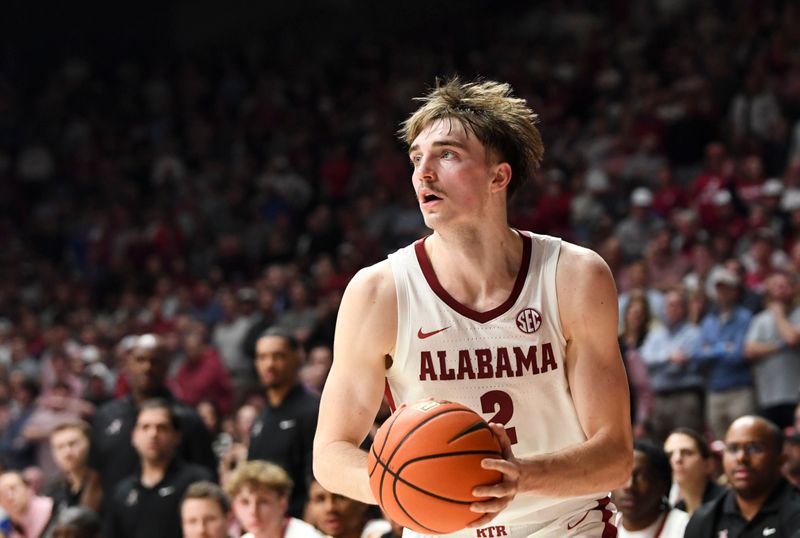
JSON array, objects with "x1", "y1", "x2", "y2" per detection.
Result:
[
  {"x1": 90, "y1": 334, "x2": 216, "y2": 502},
  {"x1": 612, "y1": 439, "x2": 689, "y2": 537},
  {"x1": 685, "y1": 416, "x2": 800, "y2": 537},
  {"x1": 247, "y1": 328, "x2": 319, "y2": 517}
]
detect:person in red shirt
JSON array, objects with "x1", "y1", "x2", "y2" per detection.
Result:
[{"x1": 171, "y1": 326, "x2": 234, "y2": 416}]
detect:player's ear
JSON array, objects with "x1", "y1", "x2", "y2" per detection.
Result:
[{"x1": 490, "y1": 162, "x2": 512, "y2": 193}]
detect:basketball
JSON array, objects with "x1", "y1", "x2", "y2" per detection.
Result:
[{"x1": 367, "y1": 399, "x2": 503, "y2": 534}]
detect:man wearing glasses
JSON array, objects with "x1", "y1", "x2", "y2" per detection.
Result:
[{"x1": 685, "y1": 415, "x2": 800, "y2": 537}]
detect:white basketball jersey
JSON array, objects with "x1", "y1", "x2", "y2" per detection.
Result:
[{"x1": 386, "y1": 231, "x2": 608, "y2": 525}]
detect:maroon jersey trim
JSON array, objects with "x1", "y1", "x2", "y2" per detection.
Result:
[{"x1": 414, "y1": 232, "x2": 532, "y2": 323}]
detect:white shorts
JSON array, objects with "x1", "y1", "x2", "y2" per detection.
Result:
[{"x1": 401, "y1": 498, "x2": 617, "y2": 538}]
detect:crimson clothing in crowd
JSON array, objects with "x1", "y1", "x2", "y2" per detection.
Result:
[{"x1": 170, "y1": 347, "x2": 234, "y2": 416}]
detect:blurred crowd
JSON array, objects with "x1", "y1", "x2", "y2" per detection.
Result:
[{"x1": 2, "y1": 0, "x2": 800, "y2": 536}]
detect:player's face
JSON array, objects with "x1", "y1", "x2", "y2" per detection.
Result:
[
  {"x1": 664, "y1": 433, "x2": 707, "y2": 486},
  {"x1": 232, "y1": 487, "x2": 287, "y2": 535},
  {"x1": 255, "y1": 336, "x2": 299, "y2": 389},
  {"x1": 132, "y1": 408, "x2": 179, "y2": 463},
  {"x1": 306, "y1": 481, "x2": 368, "y2": 538},
  {"x1": 408, "y1": 119, "x2": 500, "y2": 229},
  {"x1": 181, "y1": 498, "x2": 229, "y2": 538},
  {"x1": 51, "y1": 428, "x2": 90, "y2": 473},
  {"x1": 612, "y1": 451, "x2": 666, "y2": 528},
  {"x1": 723, "y1": 419, "x2": 783, "y2": 500}
]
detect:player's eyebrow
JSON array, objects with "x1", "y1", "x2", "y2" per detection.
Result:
[{"x1": 408, "y1": 139, "x2": 468, "y2": 155}]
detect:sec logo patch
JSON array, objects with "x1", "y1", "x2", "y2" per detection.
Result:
[{"x1": 516, "y1": 308, "x2": 542, "y2": 334}]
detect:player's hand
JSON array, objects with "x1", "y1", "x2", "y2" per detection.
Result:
[{"x1": 467, "y1": 423, "x2": 520, "y2": 528}]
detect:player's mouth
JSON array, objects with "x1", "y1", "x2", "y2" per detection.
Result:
[
  {"x1": 419, "y1": 190, "x2": 444, "y2": 208},
  {"x1": 731, "y1": 467, "x2": 752, "y2": 480}
]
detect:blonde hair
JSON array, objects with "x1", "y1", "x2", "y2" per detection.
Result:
[
  {"x1": 399, "y1": 77, "x2": 544, "y2": 198},
  {"x1": 224, "y1": 460, "x2": 293, "y2": 499}
]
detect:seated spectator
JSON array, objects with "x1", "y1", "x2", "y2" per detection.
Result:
[
  {"x1": 50, "y1": 506, "x2": 102, "y2": 538},
  {"x1": 181, "y1": 481, "x2": 232, "y2": 538},
  {"x1": 226, "y1": 461, "x2": 320, "y2": 538},
  {"x1": 45, "y1": 421, "x2": 102, "y2": 515},
  {"x1": 663, "y1": 428, "x2": 726, "y2": 514},
  {"x1": 0, "y1": 470, "x2": 54, "y2": 538},
  {"x1": 685, "y1": 416, "x2": 800, "y2": 536},
  {"x1": 612, "y1": 439, "x2": 690, "y2": 537}
]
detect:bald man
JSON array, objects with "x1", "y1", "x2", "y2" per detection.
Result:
[{"x1": 685, "y1": 416, "x2": 800, "y2": 537}]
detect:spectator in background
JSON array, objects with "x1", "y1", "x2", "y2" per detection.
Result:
[
  {"x1": 663, "y1": 428, "x2": 726, "y2": 515},
  {"x1": 685, "y1": 416, "x2": 800, "y2": 537},
  {"x1": 692, "y1": 268, "x2": 756, "y2": 440},
  {"x1": 50, "y1": 506, "x2": 102, "y2": 538},
  {"x1": 617, "y1": 291, "x2": 654, "y2": 436},
  {"x1": 299, "y1": 345, "x2": 333, "y2": 395},
  {"x1": 0, "y1": 471, "x2": 53, "y2": 538},
  {"x1": 643, "y1": 228, "x2": 690, "y2": 292},
  {"x1": 742, "y1": 228, "x2": 789, "y2": 294},
  {"x1": 180, "y1": 481, "x2": 231, "y2": 538},
  {"x1": 171, "y1": 325, "x2": 234, "y2": 416},
  {"x1": 745, "y1": 271, "x2": 800, "y2": 429},
  {"x1": 90, "y1": 334, "x2": 216, "y2": 505},
  {"x1": 640, "y1": 287, "x2": 704, "y2": 442},
  {"x1": 247, "y1": 328, "x2": 319, "y2": 518},
  {"x1": 226, "y1": 461, "x2": 321, "y2": 538},
  {"x1": 615, "y1": 187, "x2": 663, "y2": 263},
  {"x1": 46, "y1": 421, "x2": 102, "y2": 516},
  {"x1": 212, "y1": 288, "x2": 258, "y2": 399},
  {"x1": 304, "y1": 479, "x2": 388, "y2": 538},
  {"x1": 218, "y1": 403, "x2": 258, "y2": 486},
  {"x1": 612, "y1": 439, "x2": 689, "y2": 537},
  {"x1": 104, "y1": 399, "x2": 212, "y2": 538},
  {"x1": 690, "y1": 142, "x2": 731, "y2": 230},
  {"x1": 618, "y1": 260, "x2": 666, "y2": 328},
  {"x1": 0, "y1": 378, "x2": 39, "y2": 471},
  {"x1": 21, "y1": 382, "x2": 93, "y2": 481},
  {"x1": 783, "y1": 427, "x2": 800, "y2": 488}
]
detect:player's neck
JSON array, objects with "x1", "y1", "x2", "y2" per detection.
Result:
[{"x1": 427, "y1": 227, "x2": 521, "y2": 309}]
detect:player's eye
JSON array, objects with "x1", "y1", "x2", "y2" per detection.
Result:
[{"x1": 441, "y1": 150, "x2": 454, "y2": 158}]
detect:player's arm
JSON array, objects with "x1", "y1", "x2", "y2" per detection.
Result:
[
  {"x1": 313, "y1": 261, "x2": 397, "y2": 504},
  {"x1": 478, "y1": 244, "x2": 632, "y2": 503}
]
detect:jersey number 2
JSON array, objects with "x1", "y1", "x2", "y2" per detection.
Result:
[{"x1": 480, "y1": 390, "x2": 518, "y2": 444}]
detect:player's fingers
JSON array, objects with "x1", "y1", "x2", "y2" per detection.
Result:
[
  {"x1": 469, "y1": 495, "x2": 513, "y2": 514},
  {"x1": 480, "y1": 457, "x2": 519, "y2": 479},
  {"x1": 487, "y1": 423, "x2": 514, "y2": 458},
  {"x1": 466, "y1": 513, "x2": 499, "y2": 528},
  {"x1": 473, "y1": 479, "x2": 517, "y2": 498}
]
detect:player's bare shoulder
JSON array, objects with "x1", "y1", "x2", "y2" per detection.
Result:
[
  {"x1": 555, "y1": 241, "x2": 619, "y2": 340},
  {"x1": 337, "y1": 259, "x2": 398, "y2": 356}
]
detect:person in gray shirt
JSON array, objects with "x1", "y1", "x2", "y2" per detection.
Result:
[{"x1": 745, "y1": 271, "x2": 800, "y2": 429}]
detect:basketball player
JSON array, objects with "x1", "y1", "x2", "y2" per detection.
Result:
[{"x1": 313, "y1": 78, "x2": 633, "y2": 537}]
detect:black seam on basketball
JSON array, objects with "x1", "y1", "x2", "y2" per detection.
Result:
[
  {"x1": 381, "y1": 407, "x2": 480, "y2": 473},
  {"x1": 446, "y1": 421, "x2": 492, "y2": 444},
  {"x1": 373, "y1": 404, "x2": 407, "y2": 508},
  {"x1": 370, "y1": 406, "x2": 402, "y2": 477}
]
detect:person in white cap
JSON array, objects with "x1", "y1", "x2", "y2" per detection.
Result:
[{"x1": 615, "y1": 187, "x2": 663, "y2": 263}]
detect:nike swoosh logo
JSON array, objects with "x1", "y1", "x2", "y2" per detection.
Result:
[
  {"x1": 417, "y1": 326, "x2": 450, "y2": 339},
  {"x1": 566, "y1": 510, "x2": 589, "y2": 530}
]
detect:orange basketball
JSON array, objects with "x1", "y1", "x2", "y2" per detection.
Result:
[{"x1": 367, "y1": 399, "x2": 503, "y2": 534}]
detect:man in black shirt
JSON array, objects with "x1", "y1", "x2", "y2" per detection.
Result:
[
  {"x1": 104, "y1": 399, "x2": 212, "y2": 538},
  {"x1": 247, "y1": 328, "x2": 319, "y2": 518},
  {"x1": 90, "y1": 334, "x2": 215, "y2": 502},
  {"x1": 46, "y1": 421, "x2": 101, "y2": 515},
  {"x1": 685, "y1": 415, "x2": 800, "y2": 537}
]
